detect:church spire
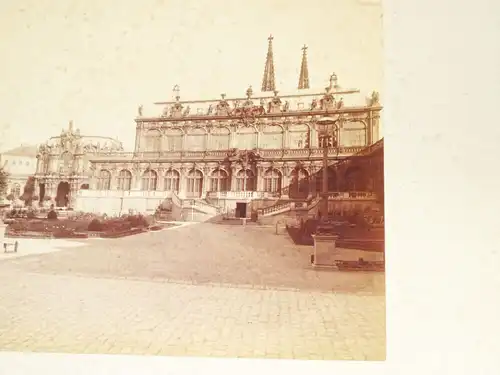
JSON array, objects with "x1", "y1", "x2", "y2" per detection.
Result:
[
  {"x1": 298, "y1": 44, "x2": 310, "y2": 90},
  {"x1": 261, "y1": 35, "x2": 276, "y2": 92}
]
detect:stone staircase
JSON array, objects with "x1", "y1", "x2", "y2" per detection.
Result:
[{"x1": 170, "y1": 192, "x2": 222, "y2": 222}]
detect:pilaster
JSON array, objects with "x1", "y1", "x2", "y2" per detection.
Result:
[
  {"x1": 230, "y1": 165, "x2": 237, "y2": 191},
  {"x1": 178, "y1": 166, "x2": 187, "y2": 197},
  {"x1": 202, "y1": 165, "x2": 210, "y2": 196}
]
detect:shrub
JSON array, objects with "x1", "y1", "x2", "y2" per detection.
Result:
[
  {"x1": 88, "y1": 218, "x2": 103, "y2": 231},
  {"x1": 127, "y1": 214, "x2": 149, "y2": 228},
  {"x1": 47, "y1": 210, "x2": 58, "y2": 220},
  {"x1": 6, "y1": 194, "x2": 14, "y2": 201}
]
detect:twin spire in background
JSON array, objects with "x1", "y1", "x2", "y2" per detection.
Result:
[{"x1": 261, "y1": 34, "x2": 310, "y2": 92}]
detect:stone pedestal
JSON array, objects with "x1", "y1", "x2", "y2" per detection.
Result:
[{"x1": 311, "y1": 233, "x2": 340, "y2": 269}]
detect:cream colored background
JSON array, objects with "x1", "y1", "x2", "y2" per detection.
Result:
[
  {"x1": 1, "y1": 0, "x2": 499, "y2": 374},
  {"x1": 0, "y1": 0, "x2": 382, "y2": 151}
]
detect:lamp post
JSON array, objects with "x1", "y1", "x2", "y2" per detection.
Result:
[{"x1": 315, "y1": 115, "x2": 342, "y2": 221}]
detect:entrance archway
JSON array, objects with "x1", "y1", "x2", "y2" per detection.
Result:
[
  {"x1": 290, "y1": 168, "x2": 309, "y2": 199},
  {"x1": 39, "y1": 183, "x2": 46, "y2": 203},
  {"x1": 56, "y1": 182, "x2": 70, "y2": 207}
]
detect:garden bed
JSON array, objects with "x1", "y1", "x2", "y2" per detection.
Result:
[{"x1": 4, "y1": 214, "x2": 178, "y2": 240}]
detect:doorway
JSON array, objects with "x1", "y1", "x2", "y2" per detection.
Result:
[
  {"x1": 39, "y1": 183, "x2": 45, "y2": 203},
  {"x1": 235, "y1": 202, "x2": 247, "y2": 218},
  {"x1": 56, "y1": 182, "x2": 70, "y2": 207}
]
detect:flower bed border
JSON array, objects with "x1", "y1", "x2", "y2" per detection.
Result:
[{"x1": 6, "y1": 224, "x2": 177, "y2": 240}]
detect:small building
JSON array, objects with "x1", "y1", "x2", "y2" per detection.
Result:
[{"x1": 0, "y1": 144, "x2": 38, "y2": 200}]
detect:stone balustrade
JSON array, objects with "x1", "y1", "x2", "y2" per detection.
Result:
[
  {"x1": 327, "y1": 191, "x2": 376, "y2": 200},
  {"x1": 207, "y1": 191, "x2": 265, "y2": 200},
  {"x1": 77, "y1": 190, "x2": 171, "y2": 199},
  {"x1": 88, "y1": 146, "x2": 364, "y2": 162}
]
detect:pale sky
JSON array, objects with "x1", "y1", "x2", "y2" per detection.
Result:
[{"x1": 0, "y1": 0, "x2": 383, "y2": 152}]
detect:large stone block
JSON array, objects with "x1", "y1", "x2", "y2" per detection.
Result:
[{"x1": 311, "y1": 234, "x2": 340, "y2": 268}]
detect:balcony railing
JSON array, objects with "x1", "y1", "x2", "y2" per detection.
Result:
[
  {"x1": 76, "y1": 190, "x2": 171, "y2": 198},
  {"x1": 88, "y1": 146, "x2": 366, "y2": 161},
  {"x1": 259, "y1": 202, "x2": 292, "y2": 217},
  {"x1": 206, "y1": 191, "x2": 267, "y2": 200},
  {"x1": 327, "y1": 191, "x2": 376, "y2": 200}
]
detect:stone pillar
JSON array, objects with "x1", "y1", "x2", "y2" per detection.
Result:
[
  {"x1": 280, "y1": 166, "x2": 289, "y2": 199},
  {"x1": 256, "y1": 165, "x2": 265, "y2": 192},
  {"x1": 134, "y1": 126, "x2": 141, "y2": 152},
  {"x1": 130, "y1": 167, "x2": 141, "y2": 190},
  {"x1": 202, "y1": 166, "x2": 210, "y2": 197},
  {"x1": 69, "y1": 180, "x2": 79, "y2": 208},
  {"x1": 310, "y1": 126, "x2": 318, "y2": 147},
  {"x1": 178, "y1": 167, "x2": 187, "y2": 197},
  {"x1": 311, "y1": 233, "x2": 340, "y2": 269},
  {"x1": 230, "y1": 165, "x2": 237, "y2": 192},
  {"x1": 34, "y1": 180, "x2": 40, "y2": 197},
  {"x1": 156, "y1": 169, "x2": 165, "y2": 191}
]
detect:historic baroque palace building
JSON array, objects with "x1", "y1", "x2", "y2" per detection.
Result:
[{"x1": 34, "y1": 37, "x2": 382, "y2": 217}]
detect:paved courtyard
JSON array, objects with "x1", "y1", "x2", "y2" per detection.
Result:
[{"x1": 0, "y1": 223, "x2": 385, "y2": 360}]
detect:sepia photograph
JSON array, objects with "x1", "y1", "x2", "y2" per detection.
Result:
[{"x1": 0, "y1": 0, "x2": 385, "y2": 361}]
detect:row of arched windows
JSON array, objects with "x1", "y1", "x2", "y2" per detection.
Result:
[
  {"x1": 95, "y1": 168, "x2": 288, "y2": 194},
  {"x1": 95, "y1": 167, "x2": 366, "y2": 194},
  {"x1": 141, "y1": 123, "x2": 368, "y2": 152}
]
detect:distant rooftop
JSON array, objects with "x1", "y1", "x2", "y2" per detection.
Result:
[{"x1": 1, "y1": 144, "x2": 38, "y2": 157}]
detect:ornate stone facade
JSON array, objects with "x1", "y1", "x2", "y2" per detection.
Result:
[
  {"x1": 81, "y1": 83, "x2": 381, "y2": 207},
  {"x1": 34, "y1": 121, "x2": 124, "y2": 207},
  {"x1": 34, "y1": 39, "x2": 383, "y2": 214}
]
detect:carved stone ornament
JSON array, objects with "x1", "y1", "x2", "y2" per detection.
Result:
[
  {"x1": 216, "y1": 94, "x2": 231, "y2": 116},
  {"x1": 170, "y1": 102, "x2": 183, "y2": 118},
  {"x1": 369, "y1": 91, "x2": 380, "y2": 106},
  {"x1": 320, "y1": 90, "x2": 336, "y2": 110}
]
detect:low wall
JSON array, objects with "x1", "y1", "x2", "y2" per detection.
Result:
[
  {"x1": 171, "y1": 204, "x2": 213, "y2": 222},
  {"x1": 75, "y1": 196, "x2": 166, "y2": 215}
]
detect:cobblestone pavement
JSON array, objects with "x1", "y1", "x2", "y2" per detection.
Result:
[{"x1": 0, "y1": 223, "x2": 385, "y2": 360}]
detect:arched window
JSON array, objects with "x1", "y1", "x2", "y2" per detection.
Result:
[
  {"x1": 210, "y1": 169, "x2": 228, "y2": 192},
  {"x1": 144, "y1": 130, "x2": 162, "y2": 152},
  {"x1": 210, "y1": 127, "x2": 230, "y2": 150},
  {"x1": 11, "y1": 183, "x2": 21, "y2": 198},
  {"x1": 141, "y1": 170, "x2": 158, "y2": 191},
  {"x1": 288, "y1": 124, "x2": 310, "y2": 149},
  {"x1": 236, "y1": 169, "x2": 254, "y2": 191},
  {"x1": 339, "y1": 121, "x2": 366, "y2": 147},
  {"x1": 117, "y1": 169, "x2": 132, "y2": 191},
  {"x1": 165, "y1": 128, "x2": 183, "y2": 151},
  {"x1": 290, "y1": 168, "x2": 309, "y2": 198},
  {"x1": 263, "y1": 169, "x2": 282, "y2": 193},
  {"x1": 236, "y1": 127, "x2": 258, "y2": 150},
  {"x1": 97, "y1": 169, "x2": 112, "y2": 190},
  {"x1": 186, "y1": 128, "x2": 207, "y2": 151},
  {"x1": 260, "y1": 125, "x2": 284, "y2": 149},
  {"x1": 164, "y1": 169, "x2": 180, "y2": 192},
  {"x1": 186, "y1": 169, "x2": 203, "y2": 197}
]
